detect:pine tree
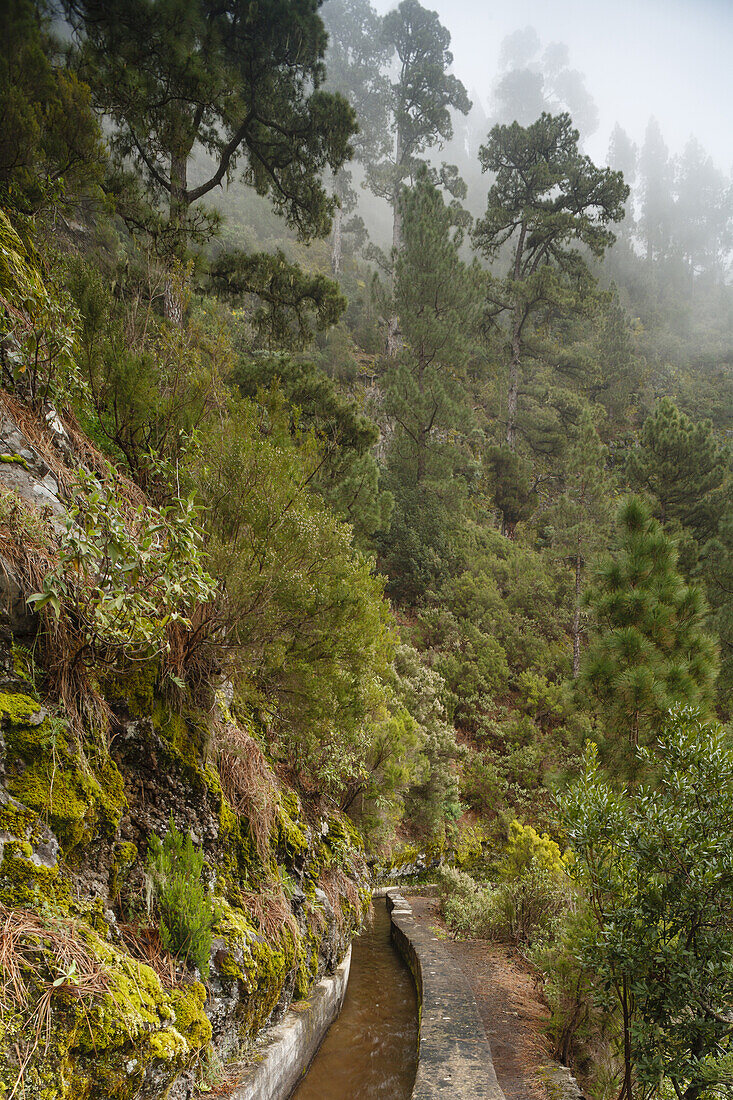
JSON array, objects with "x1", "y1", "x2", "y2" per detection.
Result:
[
  {"x1": 638, "y1": 117, "x2": 673, "y2": 263},
  {"x1": 701, "y1": 509, "x2": 733, "y2": 714},
  {"x1": 626, "y1": 396, "x2": 729, "y2": 550},
  {"x1": 377, "y1": 171, "x2": 483, "y2": 602},
  {"x1": 582, "y1": 497, "x2": 718, "y2": 753},
  {"x1": 369, "y1": 0, "x2": 470, "y2": 353},
  {"x1": 378, "y1": 0, "x2": 471, "y2": 257},
  {"x1": 473, "y1": 112, "x2": 628, "y2": 449},
  {"x1": 385, "y1": 170, "x2": 483, "y2": 485},
  {"x1": 321, "y1": 0, "x2": 392, "y2": 275},
  {"x1": 551, "y1": 410, "x2": 612, "y2": 676},
  {"x1": 66, "y1": 0, "x2": 356, "y2": 315}
]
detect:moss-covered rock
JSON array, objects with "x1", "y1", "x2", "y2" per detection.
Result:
[
  {"x1": 0, "y1": 690, "x2": 126, "y2": 856},
  {"x1": 0, "y1": 676, "x2": 369, "y2": 1098},
  {"x1": 0, "y1": 917, "x2": 212, "y2": 1100}
]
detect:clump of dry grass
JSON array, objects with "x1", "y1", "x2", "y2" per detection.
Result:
[
  {"x1": 118, "y1": 921, "x2": 179, "y2": 989},
  {"x1": 0, "y1": 485, "x2": 56, "y2": 587},
  {"x1": 240, "y1": 880, "x2": 299, "y2": 941},
  {"x1": 318, "y1": 868, "x2": 362, "y2": 932},
  {"x1": 0, "y1": 391, "x2": 145, "y2": 512},
  {"x1": 0, "y1": 903, "x2": 112, "y2": 1099},
  {"x1": 213, "y1": 720, "x2": 279, "y2": 866}
]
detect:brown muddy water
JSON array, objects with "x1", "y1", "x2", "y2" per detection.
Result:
[{"x1": 290, "y1": 901, "x2": 418, "y2": 1100}]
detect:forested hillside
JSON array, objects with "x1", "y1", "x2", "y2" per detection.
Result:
[{"x1": 0, "y1": 0, "x2": 731, "y2": 1096}]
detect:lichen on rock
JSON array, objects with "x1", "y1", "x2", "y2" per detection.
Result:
[{"x1": 0, "y1": 669, "x2": 368, "y2": 1099}]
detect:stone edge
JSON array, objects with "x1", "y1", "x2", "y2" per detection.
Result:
[
  {"x1": 386, "y1": 889, "x2": 506, "y2": 1100},
  {"x1": 230, "y1": 945, "x2": 352, "y2": 1100}
]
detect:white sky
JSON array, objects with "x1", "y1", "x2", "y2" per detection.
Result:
[{"x1": 372, "y1": 0, "x2": 733, "y2": 171}]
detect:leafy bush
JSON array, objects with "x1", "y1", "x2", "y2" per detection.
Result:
[
  {"x1": 529, "y1": 907, "x2": 609, "y2": 1067},
  {"x1": 146, "y1": 819, "x2": 216, "y2": 977},
  {"x1": 30, "y1": 469, "x2": 215, "y2": 665},
  {"x1": 485, "y1": 861, "x2": 569, "y2": 945},
  {"x1": 436, "y1": 865, "x2": 494, "y2": 938},
  {"x1": 437, "y1": 822, "x2": 572, "y2": 945},
  {"x1": 189, "y1": 396, "x2": 395, "y2": 798},
  {"x1": 499, "y1": 820, "x2": 568, "y2": 879},
  {"x1": 0, "y1": 208, "x2": 80, "y2": 402},
  {"x1": 487, "y1": 821, "x2": 571, "y2": 944}
]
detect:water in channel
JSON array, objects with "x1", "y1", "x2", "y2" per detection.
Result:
[{"x1": 291, "y1": 901, "x2": 418, "y2": 1100}]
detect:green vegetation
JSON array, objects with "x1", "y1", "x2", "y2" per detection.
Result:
[
  {"x1": 563, "y1": 710, "x2": 733, "y2": 1100},
  {"x1": 0, "y1": 1, "x2": 731, "y2": 1096},
  {"x1": 146, "y1": 819, "x2": 216, "y2": 977}
]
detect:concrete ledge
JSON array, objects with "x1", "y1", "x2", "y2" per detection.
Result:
[
  {"x1": 387, "y1": 891, "x2": 506, "y2": 1100},
  {"x1": 231, "y1": 946, "x2": 351, "y2": 1100}
]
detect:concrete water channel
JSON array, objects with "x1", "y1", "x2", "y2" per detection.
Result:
[
  {"x1": 291, "y1": 901, "x2": 419, "y2": 1099},
  {"x1": 236, "y1": 890, "x2": 510, "y2": 1099}
]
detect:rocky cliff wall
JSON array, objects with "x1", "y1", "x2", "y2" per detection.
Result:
[{"x1": 0, "y1": 401, "x2": 368, "y2": 1100}]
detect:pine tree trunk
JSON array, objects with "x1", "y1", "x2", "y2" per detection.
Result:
[
  {"x1": 164, "y1": 151, "x2": 188, "y2": 324},
  {"x1": 330, "y1": 202, "x2": 343, "y2": 277},
  {"x1": 506, "y1": 305, "x2": 521, "y2": 450},
  {"x1": 387, "y1": 131, "x2": 404, "y2": 357},
  {"x1": 416, "y1": 356, "x2": 426, "y2": 483}
]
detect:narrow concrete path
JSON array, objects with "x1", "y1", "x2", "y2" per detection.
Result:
[{"x1": 408, "y1": 896, "x2": 551, "y2": 1100}]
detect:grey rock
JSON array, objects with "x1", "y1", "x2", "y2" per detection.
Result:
[{"x1": 0, "y1": 556, "x2": 39, "y2": 641}]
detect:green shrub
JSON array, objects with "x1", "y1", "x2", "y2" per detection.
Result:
[
  {"x1": 499, "y1": 820, "x2": 568, "y2": 879},
  {"x1": 485, "y1": 861, "x2": 568, "y2": 945},
  {"x1": 146, "y1": 818, "x2": 216, "y2": 977},
  {"x1": 436, "y1": 865, "x2": 494, "y2": 937},
  {"x1": 437, "y1": 823, "x2": 572, "y2": 945}
]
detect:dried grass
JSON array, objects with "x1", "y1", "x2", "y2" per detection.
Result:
[
  {"x1": 163, "y1": 607, "x2": 218, "y2": 698},
  {"x1": 0, "y1": 486, "x2": 56, "y2": 587},
  {"x1": 0, "y1": 903, "x2": 112, "y2": 1100},
  {"x1": 0, "y1": 391, "x2": 144, "y2": 513},
  {"x1": 318, "y1": 868, "x2": 362, "y2": 932},
  {"x1": 118, "y1": 921, "x2": 179, "y2": 989},
  {"x1": 240, "y1": 881, "x2": 299, "y2": 942},
  {"x1": 213, "y1": 721, "x2": 279, "y2": 866}
]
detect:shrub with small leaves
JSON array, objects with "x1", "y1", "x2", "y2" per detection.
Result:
[
  {"x1": 146, "y1": 818, "x2": 216, "y2": 977},
  {"x1": 29, "y1": 468, "x2": 215, "y2": 665}
]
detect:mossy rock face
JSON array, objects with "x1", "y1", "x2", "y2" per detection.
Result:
[
  {"x1": 0, "y1": 691, "x2": 126, "y2": 857},
  {"x1": 0, "y1": 910, "x2": 212, "y2": 1100},
  {"x1": 0, "y1": 673, "x2": 370, "y2": 1097}
]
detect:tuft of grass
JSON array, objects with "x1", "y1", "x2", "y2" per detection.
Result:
[
  {"x1": 213, "y1": 720, "x2": 279, "y2": 865},
  {"x1": 0, "y1": 902, "x2": 111, "y2": 1100}
]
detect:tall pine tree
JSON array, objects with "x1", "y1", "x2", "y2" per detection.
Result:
[
  {"x1": 551, "y1": 410, "x2": 612, "y2": 676},
  {"x1": 473, "y1": 113, "x2": 628, "y2": 449},
  {"x1": 583, "y1": 497, "x2": 718, "y2": 756},
  {"x1": 385, "y1": 170, "x2": 484, "y2": 485}
]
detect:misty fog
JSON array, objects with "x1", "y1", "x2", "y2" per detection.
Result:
[{"x1": 370, "y1": 0, "x2": 733, "y2": 171}]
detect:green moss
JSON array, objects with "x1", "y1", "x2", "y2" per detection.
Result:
[
  {"x1": 1, "y1": 690, "x2": 126, "y2": 855},
  {"x1": 215, "y1": 814, "x2": 263, "y2": 900},
  {"x1": 169, "y1": 982, "x2": 212, "y2": 1048},
  {"x1": 99, "y1": 666, "x2": 158, "y2": 718},
  {"x1": 212, "y1": 899, "x2": 304, "y2": 1035},
  {"x1": 0, "y1": 452, "x2": 30, "y2": 469},
  {"x1": 0, "y1": 690, "x2": 46, "y2": 726},
  {"x1": 275, "y1": 795, "x2": 308, "y2": 857},
  {"x1": 0, "y1": 841, "x2": 64, "y2": 908},
  {"x1": 152, "y1": 701, "x2": 209, "y2": 774},
  {"x1": 110, "y1": 841, "x2": 138, "y2": 900},
  {"x1": 218, "y1": 797, "x2": 238, "y2": 839},
  {"x1": 0, "y1": 795, "x2": 37, "y2": 836},
  {"x1": 294, "y1": 927, "x2": 321, "y2": 999}
]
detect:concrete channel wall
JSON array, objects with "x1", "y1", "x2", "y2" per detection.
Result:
[
  {"x1": 386, "y1": 890, "x2": 507, "y2": 1100},
  {"x1": 231, "y1": 946, "x2": 351, "y2": 1100}
]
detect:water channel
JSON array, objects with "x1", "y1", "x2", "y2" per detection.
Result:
[{"x1": 291, "y1": 901, "x2": 418, "y2": 1100}]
